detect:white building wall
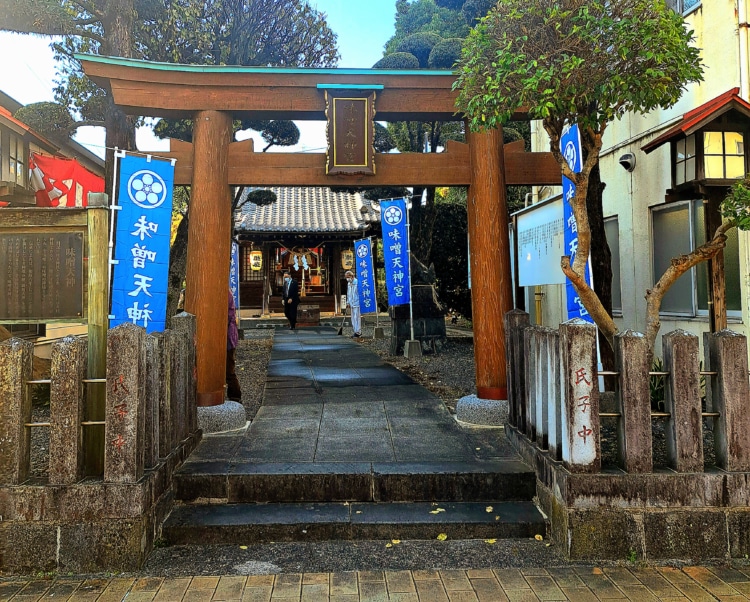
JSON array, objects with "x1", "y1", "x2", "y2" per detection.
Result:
[{"x1": 528, "y1": 0, "x2": 749, "y2": 357}]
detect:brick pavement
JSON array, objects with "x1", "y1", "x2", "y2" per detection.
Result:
[{"x1": 3, "y1": 565, "x2": 750, "y2": 601}]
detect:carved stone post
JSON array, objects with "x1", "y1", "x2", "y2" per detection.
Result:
[
  {"x1": 172, "y1": 312, "x2": 198, "y2": 434},
  {"x1": 613, "y1": 330, "x2": 652, "y2": 473},
  {"x1": 105, "y1": 323, "x2": 146, "y2": 483},
  {"x1": 706, "y1": 330, "x2": 750, "y2": 471},
  {"x1": 466, "y1": 126, "x2": 512, "y2": 400},
  {"x1": 0, "y1": 338, "x2": 33, "y2": 484},
  {"x1": 662, "y1": 330, "x2": 703, "y2": 472},
  {"x1": 559, "y1": 319, "x2": 601, "y2": 473},
  {"x1": 184, "y1": 110, "x2": 233, "y2": 407},
  {"x1": 49, "y1": 336, "x2": 88, "y2": 484}
]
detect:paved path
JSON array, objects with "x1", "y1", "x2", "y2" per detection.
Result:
[{"x1": 3, "y1": 565, "x2": 750, "y2": 600}]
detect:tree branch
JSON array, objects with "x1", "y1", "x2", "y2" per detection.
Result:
[{"x1": 644, "y1": 220, "x2": 736, "y2": 351}]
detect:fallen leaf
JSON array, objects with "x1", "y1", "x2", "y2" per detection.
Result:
[
  {"x1": 356, "y1": 510, "x2": 362, "y2": 514},
  {"x1": 239, "y1": 545, "x2": 248, "y2": 550},
  {"x1": 485, "y1": 506, "x2": 493, "y2": 513},
  {"x1": 436, "y1": 533, "x2": 448, "y2": 541},
  {"x1": 391, "y1": 539, "x2": 401, "y2": 545},
  {"x1": 495, "y1": 516, "x2": 499, "y2": 521},
  {"x1": 534, "y1": 534, "x2": 543, "y2": 541},
  {"x1": 385, "y1": 543, "x2": 393, "y2": 548},
  {"x1": 429, "y1": 508, "x2": 446, "y2": 514},
  {"x1": 484, "y1": 539, "x2": 497, "y2": 544}
]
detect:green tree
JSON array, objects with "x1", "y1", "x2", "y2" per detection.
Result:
[
  {"x1": 455, "y1": 0, "x2": 704, "y2": 353},
  {"x1": 0, "y1": 0, "x2": 146, "y2": 182}
]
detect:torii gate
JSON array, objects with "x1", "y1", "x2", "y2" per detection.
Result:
[{"x1": 80, "y1": 55, "x2": 560, "y2": 407}]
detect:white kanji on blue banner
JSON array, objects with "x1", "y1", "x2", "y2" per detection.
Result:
[
  {"x1": 230, "y1": 240, "x2": 240, "y2": 311},
  {"x1": 354, "y1": 238, "x2": 377, "y2": 314},
  {"x1": 560, "y1": 124, "x2": 593, "y2": 323},
  {"x1": 380, "y1": 198, "x2": 411, "y2": 306},
  {"x1": 110, "y1": 154, "x2": 174, "y2": 332}
]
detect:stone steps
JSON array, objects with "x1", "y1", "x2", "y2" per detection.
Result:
[
  {"x1": 173, "y1": 460, "x2": 537, "y2": 504},
  {"x1": 162, "y1": 500, "x2": 546, "y2": 545}
]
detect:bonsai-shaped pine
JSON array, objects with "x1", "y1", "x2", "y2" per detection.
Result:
[{"x1": 454, "y1": 0, "x2": 704, "y2": 352}]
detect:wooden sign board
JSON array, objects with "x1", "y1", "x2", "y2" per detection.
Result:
[
  {"x1": 0, "y1": 232, "x2": 85, "y2": 321},
  {"x1": 325, "y1": 90, "x2": 376, "y2": 175}
]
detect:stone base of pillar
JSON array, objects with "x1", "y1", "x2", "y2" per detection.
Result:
[
  {"x1": 197, "y1": 400, "x2": 247, "y2": 434},
  {"x1": 456, "y1": 394, "x2": 508, "y2": 426},
  {"x1": 403, "y1": 339, "x2": 422, "y2": 358},
  {"x1": 373, "y1": 326, "x2": 385, "y2": 339}
]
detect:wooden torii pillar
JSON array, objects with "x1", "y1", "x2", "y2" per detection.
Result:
[{"x1": 78, "y1": 54, "x2": 561, "y2": 408}]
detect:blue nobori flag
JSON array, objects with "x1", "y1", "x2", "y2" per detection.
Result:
[
  {"x1": 110, "y1": 153, "x2": 174, "y2": 332},
  {"x1": 560, "y1": 124, "x2": 593, "y2": 323},
  {"x1": 230, "y1": 240, "x2": 240, "y2": 311},
  {"x1": 354, "y1": 238, "x2": 377, "y2": 314},
  {"x1": 380, "y1": 198, "x2": 411, "y2": 306}
]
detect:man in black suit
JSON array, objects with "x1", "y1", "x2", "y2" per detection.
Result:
[{"x1": 282, "y1": 270, "x2": 300, "y2": 329}]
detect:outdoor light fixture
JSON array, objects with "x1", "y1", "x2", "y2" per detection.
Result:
[{"x1": 618, "y1": 153, "x2": 637, "y2": 172}]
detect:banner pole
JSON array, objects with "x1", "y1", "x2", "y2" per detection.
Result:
[
  {"x1": 406, "y1": 199, "x2": 415, "y2": 342},
  {"x1": 371, "y1": 237, "x2": 379, "y2": 330},
  {"x1": 108, "y1": 149, "x2": 125, "y2": 297}
]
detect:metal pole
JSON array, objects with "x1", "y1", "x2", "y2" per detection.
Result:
[
  {"x1": 406, "y1": 198, "x2": 415, "y2": 342},
  {"x1": 107, "y1": 149, "x2": 125, "y2": 291}
]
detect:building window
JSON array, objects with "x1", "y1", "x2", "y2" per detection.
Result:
[
  {"x1": 666, "y1": 0, "x2": 700, "y2": 15},
  {"x1": 703, "y1": 131, "x2": 745, "y2": 180},
  {"x1": 604, "y1": 217, "x2": 622, "y2": 313},
  {"x1": 674, "y1": 134, "x2": 696, "y2": 185},
  {"x1": 651, "y1": 200, "x2": 741, "y2": 316},
  {"x1": 9, "y1": 134, "x2": 25, "y2": 187}
]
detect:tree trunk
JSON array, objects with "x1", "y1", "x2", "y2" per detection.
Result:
[
  {"x1": 101, "y1": 0, "x2": 137, "y2": 191},
  {"x1": 166, "y1": 211, "x2": 190, "y2": 328},
  {"x1": 585, "y1": 162, "x2": 615, "y2": 378}
]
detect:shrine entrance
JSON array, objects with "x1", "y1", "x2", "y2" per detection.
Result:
[{"x1": 80, "y1": 54, "x2": 560, "y2": 407}]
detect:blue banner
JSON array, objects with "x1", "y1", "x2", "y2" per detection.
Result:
[
  {"x1": 230, "y1": 240, "x2": 240, "y2": 311},
  {"x1": 110, "y1": 153, "x2": 174, "y2": 332},
  {"x1": 560, "y1": 124, "x2": 593, "y2": 323},
  {"x1": 354, "y1": 238, "x2": 377, "y2": 314},
  {"x1": 380, "y1": 198, "x2": 411, "y2": 306}
]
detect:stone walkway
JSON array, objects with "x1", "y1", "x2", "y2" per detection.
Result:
[{"x1": 3, "y1": 565, "x2": 750, "y2": 600}]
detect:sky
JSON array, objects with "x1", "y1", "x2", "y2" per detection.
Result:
[{"x1": 0, "y1": 0, "x2": 398, "y2": 158}]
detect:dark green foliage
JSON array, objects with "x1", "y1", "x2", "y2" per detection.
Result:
[
  {"x1": 434, "y1": 0, "x2": 464, "y2": 10},
  {"x1": 259, "y1": 120, "x2": 299, "y2": 150},
  {"x1": 14, "y1": 102, "x2": 76, "y2": 141},
  {"x1": 396, "y1": 31, "x2": 442, "y2": 67},
  {"x1": 427, "y1": 38, "x2": 462, "y2": 69},
  {"x1": 242, "y1": 119, "x2": 272, "y2": 132},
  {"x1": 461, "y1": 0, "x2": 494, "y2": 22},
  {"x1": 374, "y1": 123, "x2": 397, "y2": 153},
  {"x1": 432, "y1": 197, "x2": 472, "y2": 318},
  {"x1": 245, "y1": 189, "x2": 277, "y2": 206},
  {"x1": 153, "y1": 118, "x2": 194, "y2": 143},
  {"x1": 373, "y1": 52, "x2": 420, "y2": 69}
]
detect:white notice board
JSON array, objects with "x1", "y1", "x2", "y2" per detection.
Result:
[{"x1": 515, "y1": 196, "x2": 567, "y2": 286}]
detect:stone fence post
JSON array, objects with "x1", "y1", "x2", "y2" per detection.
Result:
[
  {"x1": 662, "y1": 330, "x2": 703, "y2": 472},
  {"x1": 504, "y1": 310, "x2": 529, "y2": 431},
  {"x1": 49, "y1": 336, "x2": 87, "y2": 484},
  {"x1": 0, "y1": 338, "x2": 33, "y2": 484},
  {"x1": 524, "y1": 327, "x2": 538, "y2": 442},
  {"x1": 613, "y1": 331, "x2": 652, "y2": 473},
  {"x1": 167, "y1": 329, "x2": 187, "y2": 450},
  {"x1": 172, "y1": 312, "x2": 198, "y2": 436},
  {"x1": 146, "y1": 333, "x2": 167, "y2": 468},
  {"x1": 559, "y1": 319, "x2": 601, "y2": 473},
  {"x1": 543, "y1": 328, "x2": 561, "y2": 461},
  {"x1": 706, "y1": 330, "x2": 750, "y2": 471},
  {"x1": 105, "y1": 323, "x2": 146, "y2": 483}
]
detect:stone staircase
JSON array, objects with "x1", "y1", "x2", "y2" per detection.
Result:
[{"x1": 162, "y1": 327, "x2": 546, "y2": 547}]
